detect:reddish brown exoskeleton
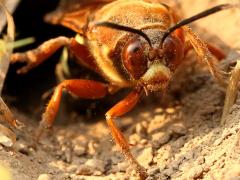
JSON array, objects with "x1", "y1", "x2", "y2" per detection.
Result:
[{"x1": 10, "y1": 0, "x2": 237, "y2": 179}]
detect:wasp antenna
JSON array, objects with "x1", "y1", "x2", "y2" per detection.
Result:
[
  {"x1": 161, "y1": 3, "x2": 238, "y2": 47},
  {"x1": 95, "y1": 21, "x2": 152, "y2": 47}
]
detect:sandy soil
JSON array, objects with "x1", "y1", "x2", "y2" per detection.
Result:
[{"x1": 1, "y1": 0, "x2": 240, "y2": 179}]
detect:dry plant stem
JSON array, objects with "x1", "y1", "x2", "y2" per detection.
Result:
[
  {"x1": 0, "y1": 0, "x2": 19, "y2": 32},
  {"x1": 0, "y1": 97, "x2": 23, "y2": 129},
  {"x1": 221, "y1": 60, "x2": 240, "y2": 125},
  {"x1": 0, "y1": 2, "x2": 14, "y2": 93},
  {"x1": 0, "y1": 3, "x2": 23, "y2": 131}
]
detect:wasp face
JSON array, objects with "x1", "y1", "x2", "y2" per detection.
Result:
[{"x1": 122, "y1": 30, "x2": 184, "y2": 92}]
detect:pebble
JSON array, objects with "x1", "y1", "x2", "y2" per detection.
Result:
[
  {"x1": 66, "y1": 165, "x2": 78, "y2": 173},
  {"x1": 197, "y1": 156, "x2": 205, "y2": 165},
  {"x1": 172, "y1": 137, "x2": 186, "y2": 149},
  {"x1": 147, "y1": 115, "x2": 165, "y2": 134},
  {"x1": 62, "y1": 146, "x2": 72, "y2": 163},
  {"x1": 148, "y1": 166, "x2": 160, "y2": 175},
  {"x1": 0, "y1": 132, "x2": 14, "y2": 147},
  {"x1": 117, "y1": 161, "x2": 128, "y2": 172},
  {"x1": 73, "y1": 144, "x2": 85, "y2": 156},
  {"x1": 137, "y1": 147, "x2": 153, "y2": 168},
  {"x1": 151, "y1": 132, "x2": 171, "y2": 149},
  {"x1": 187, "y1": 165, "x2": 204, "y2": 179},
  {"x1": 136, "y1": 121, "x2": 147, "y2": 136},
  {"x1": 37, "y1": 174, "x2": 51, "y2": 180},
  {"x1": 140, "y1": 139, "x2": 148, "y2": 145},
  {"x1": 16, "y1": 143, "x2": 30, "y2": 156},
  {"x1": 170, "y1": 123, "x2": 187, "y2": 137},
  {"x1": 85, "y1": 159, "x2": 105, "y2": 173},
  {"x1": 129, "y1": 133, "x2": 141, "y2": 145},
  {"x1": 162, "y1": 168, "x2": 174, "y2": 177},
  {"x1": 87, "y1": 140, "x2": 98, "y2": 155},
  {"x1": 184, "y1": 151, "x2": 194, "y2": 160},
  {"x1": 76, "y1": 165, "x2": 93, "y2": 176},
  {"x1": 166, "y1": 108, "x2": 175, "y2": 114}
]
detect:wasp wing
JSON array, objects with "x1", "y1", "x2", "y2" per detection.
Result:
[{"x1": 44, "y1": 0, "x2": 114, "y2": 34}]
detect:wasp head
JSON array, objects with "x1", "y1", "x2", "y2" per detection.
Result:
[{"x1": 122, "y1": 30, "x2": 184, "y2": 92}]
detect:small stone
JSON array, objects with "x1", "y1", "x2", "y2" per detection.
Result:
[
  {"x1": 72, "y1": 135, "x2": 88, "y2": 146},
  {"x1": 0, "y1": 132, "x2": 14, "y2": 147},
  {"x1": 154, "y1": 107, "x2": 163, "y2": 113},
  {"x1": 147, "y1": 115, "x2": 165, "y2": 134},
  {"x1": 172, "y1": 137, "x2": 185, "y2": 149},
  {"x1": 137, "y1": 147, "x2": 153, "y2": 168},
  {"x1": 38, "y1": 174, "x2": 51, "y2": 180},
  {"x1": 76, "y1": 165, "x2": 93, "y2": 176},
  {"x1": 87, "y1": 140, "x2": 98, "y2": 155},
  {"x1": 166, "y1": 108, "x2": 175, "y2": 114},
  {"x1": 73, "y1": 145, "x2": 85, "y2": 156},
  {"x1": 129, "y1": 133, "x2": 141, "y2": 145},
  {"x1": 187, "y1": 165, "x2": 204, "y2": 179},
  {"x1": 152, "y1": 132, "x2": 171, "y2": 149},
  {"x1": 148, "y1": 166, "x2": 160, "y2": 175},
  {"x1": 170, "y1": 156, "x2": 184, "y2": 171},
  {"x1": 140, "y1": 139, "x2": 148, "y2": 145},
  {"x1": 197, "y1": 156, "x2": 205, "y2": 165},
  {"x1": 85, "y1": 159, "x2": 105, "y2": 173},
  {"x1": 170, "y1": 123, "x2": 187, "y2": 137},
  {"x1": 117, "y1": 161, "x2": 128, "y2": 172},
  {"x1": 58, "y1": 173, "x2": 71, "y2": 180},
  {"x1": 66, "y1": 165, "x2": 78, "y2": 173},
  {"x1": 136, "y1": 122, "x2": 147, "y2": 136},
  {"x1": 62, "y1": 146, "x2": 72, "y2": 163},
  {"x1": 162, "y1": 168, "x2": 174, "y2": 177},
  {"x1": 16, "y1": 143, "x2": 30, "y2": 156},
  {"x1": 184, "y1": 151, "x2": 194, "y2": 160}
]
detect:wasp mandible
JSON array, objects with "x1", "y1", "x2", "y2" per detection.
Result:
[{"x1": 11, "y1": 0, "x2": 238, "y2": 179}]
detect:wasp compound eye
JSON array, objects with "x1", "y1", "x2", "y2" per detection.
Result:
[
  {"x1": 161, "y1": 35, "x2": 184, "y2": 70},
  {"x1": 122, "y1": 39, "x2": 148, "y2": 79}
]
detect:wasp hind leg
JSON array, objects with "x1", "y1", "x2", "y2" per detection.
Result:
[{"x1": 105, "y1": 88, "x2": 147, "y2": 179}]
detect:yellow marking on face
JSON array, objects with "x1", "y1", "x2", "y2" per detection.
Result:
[
  {"x1": 90, "y1": 41, "x2": 131, "y2": 87},
  {"x1": 141, "y1": 62, "x2": 171, "y2": 82},
  {"x1": 75, "y1": 34, "x2": 85, "y2": 45}
]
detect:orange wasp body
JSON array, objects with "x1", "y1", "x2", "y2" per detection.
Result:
[{"x1": 11, "y1": 0, "x2": 234, "y2": 179}]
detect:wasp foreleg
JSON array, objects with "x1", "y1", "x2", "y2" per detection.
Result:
[
  {"x1": 184, "y1": 41, "x2": 226, "y2": 60},
  {"x1": 183, "y1": 26, "x2": 227, "y2": 86},
  {"x1": 36, "y1": 79, "x2": 108, "y2": 139},
  {"x1": 105, "y1": 87, "x2": 147, "y2": 179}
]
